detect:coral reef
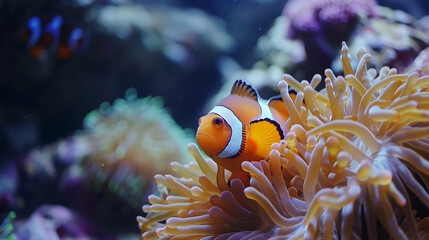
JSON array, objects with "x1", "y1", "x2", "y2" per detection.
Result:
[
  {"x1": 2, "y1": 0, "x2": 429, "y2": 239},
  {"x1": 138, "y1": 42, "x2": 429, "y2": 239}
]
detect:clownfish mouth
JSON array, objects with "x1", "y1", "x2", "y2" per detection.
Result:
[{"x1": 196, "y1": 131, "x2": 216, "y2": 145}]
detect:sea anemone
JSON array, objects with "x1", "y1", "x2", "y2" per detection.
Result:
[
  {"x1": 138, "y1": 42, "x2": 429, "y2": 239},
  {"x1": 71, "y1": 88, "x2": 194, "y2": 209}
]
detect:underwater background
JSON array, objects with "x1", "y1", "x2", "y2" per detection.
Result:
[{"x1": 1, "y1": 0, "x2": 429, "y2": 239}]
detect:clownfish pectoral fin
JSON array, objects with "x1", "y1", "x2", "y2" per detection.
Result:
[
  {"x1": 230, "y1": 79, "x2": 258, "y2": 101},
  {"x1": 249, "y1": 118, "x2": 284, "y2": 158}
]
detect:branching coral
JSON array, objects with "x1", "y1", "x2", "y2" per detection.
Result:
[{"x1": 138, "y1": 42, "x2": 429, "y2": 239}]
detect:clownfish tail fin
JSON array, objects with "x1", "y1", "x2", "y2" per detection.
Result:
[{"x1": 230, "y1": 79, "x2": 258, "y2": 101}]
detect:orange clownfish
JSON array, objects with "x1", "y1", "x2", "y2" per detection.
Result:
[{"x1": 196, "y1": 80, "x2": 291, "y2": 185}]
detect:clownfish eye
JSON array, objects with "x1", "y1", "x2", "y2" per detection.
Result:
[{"x1": 213, "y1": 117, "x2": 223, "y2": 126}]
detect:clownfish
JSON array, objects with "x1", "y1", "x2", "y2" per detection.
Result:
[
  {"x1": 21, "y1": 16, "x2": 87, "y2": 59},
  {"x1": 196, "y1": 80, "x2": 292, "y2": 185}
]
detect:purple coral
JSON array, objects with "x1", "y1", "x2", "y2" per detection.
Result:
[
  {"x1": 280, "y1": 0, "x2": 379, "y2": 79},
  {"x1": 14, "y1": 205, "x2": 94, "y2": 240},
  {"x1": 283, "y1": 0, "x2": 378, "y2": 39}
]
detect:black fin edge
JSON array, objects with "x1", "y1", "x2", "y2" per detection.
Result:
[
  {"x1": 269, "y1": 95, "x2": 283, "y2": 101},
  {"x1": 270, "y1": 90, "x2": 305, "y2": 105},
  {"x1": 231, "y1": 79, "x2": 258, "y2": 100},
  {"x1": 250, "y1": 118, "x2": 284, "y2": 140}
]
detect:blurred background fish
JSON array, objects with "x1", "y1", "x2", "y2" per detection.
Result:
[{"x1": 21, "y1": 15, "x2": 88, "y2": 59}]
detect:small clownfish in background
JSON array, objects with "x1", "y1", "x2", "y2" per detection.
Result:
[
  {"x1": 196, "y1": 80, "x2": 293, "y2": 185},
  {"x1": 21, "y1": 16, "x2": 87, "y2": 59}
]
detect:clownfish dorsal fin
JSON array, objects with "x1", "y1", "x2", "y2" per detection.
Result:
[
  {"x1": 268, "y1": 95, "x2": 290, "y2": 121},
  {"x1": 249, "y1": 118, "x2": 284, "y2": 158},
  {"x1": 230, "y1": 80, "x2": 258, "y2": 101}
]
